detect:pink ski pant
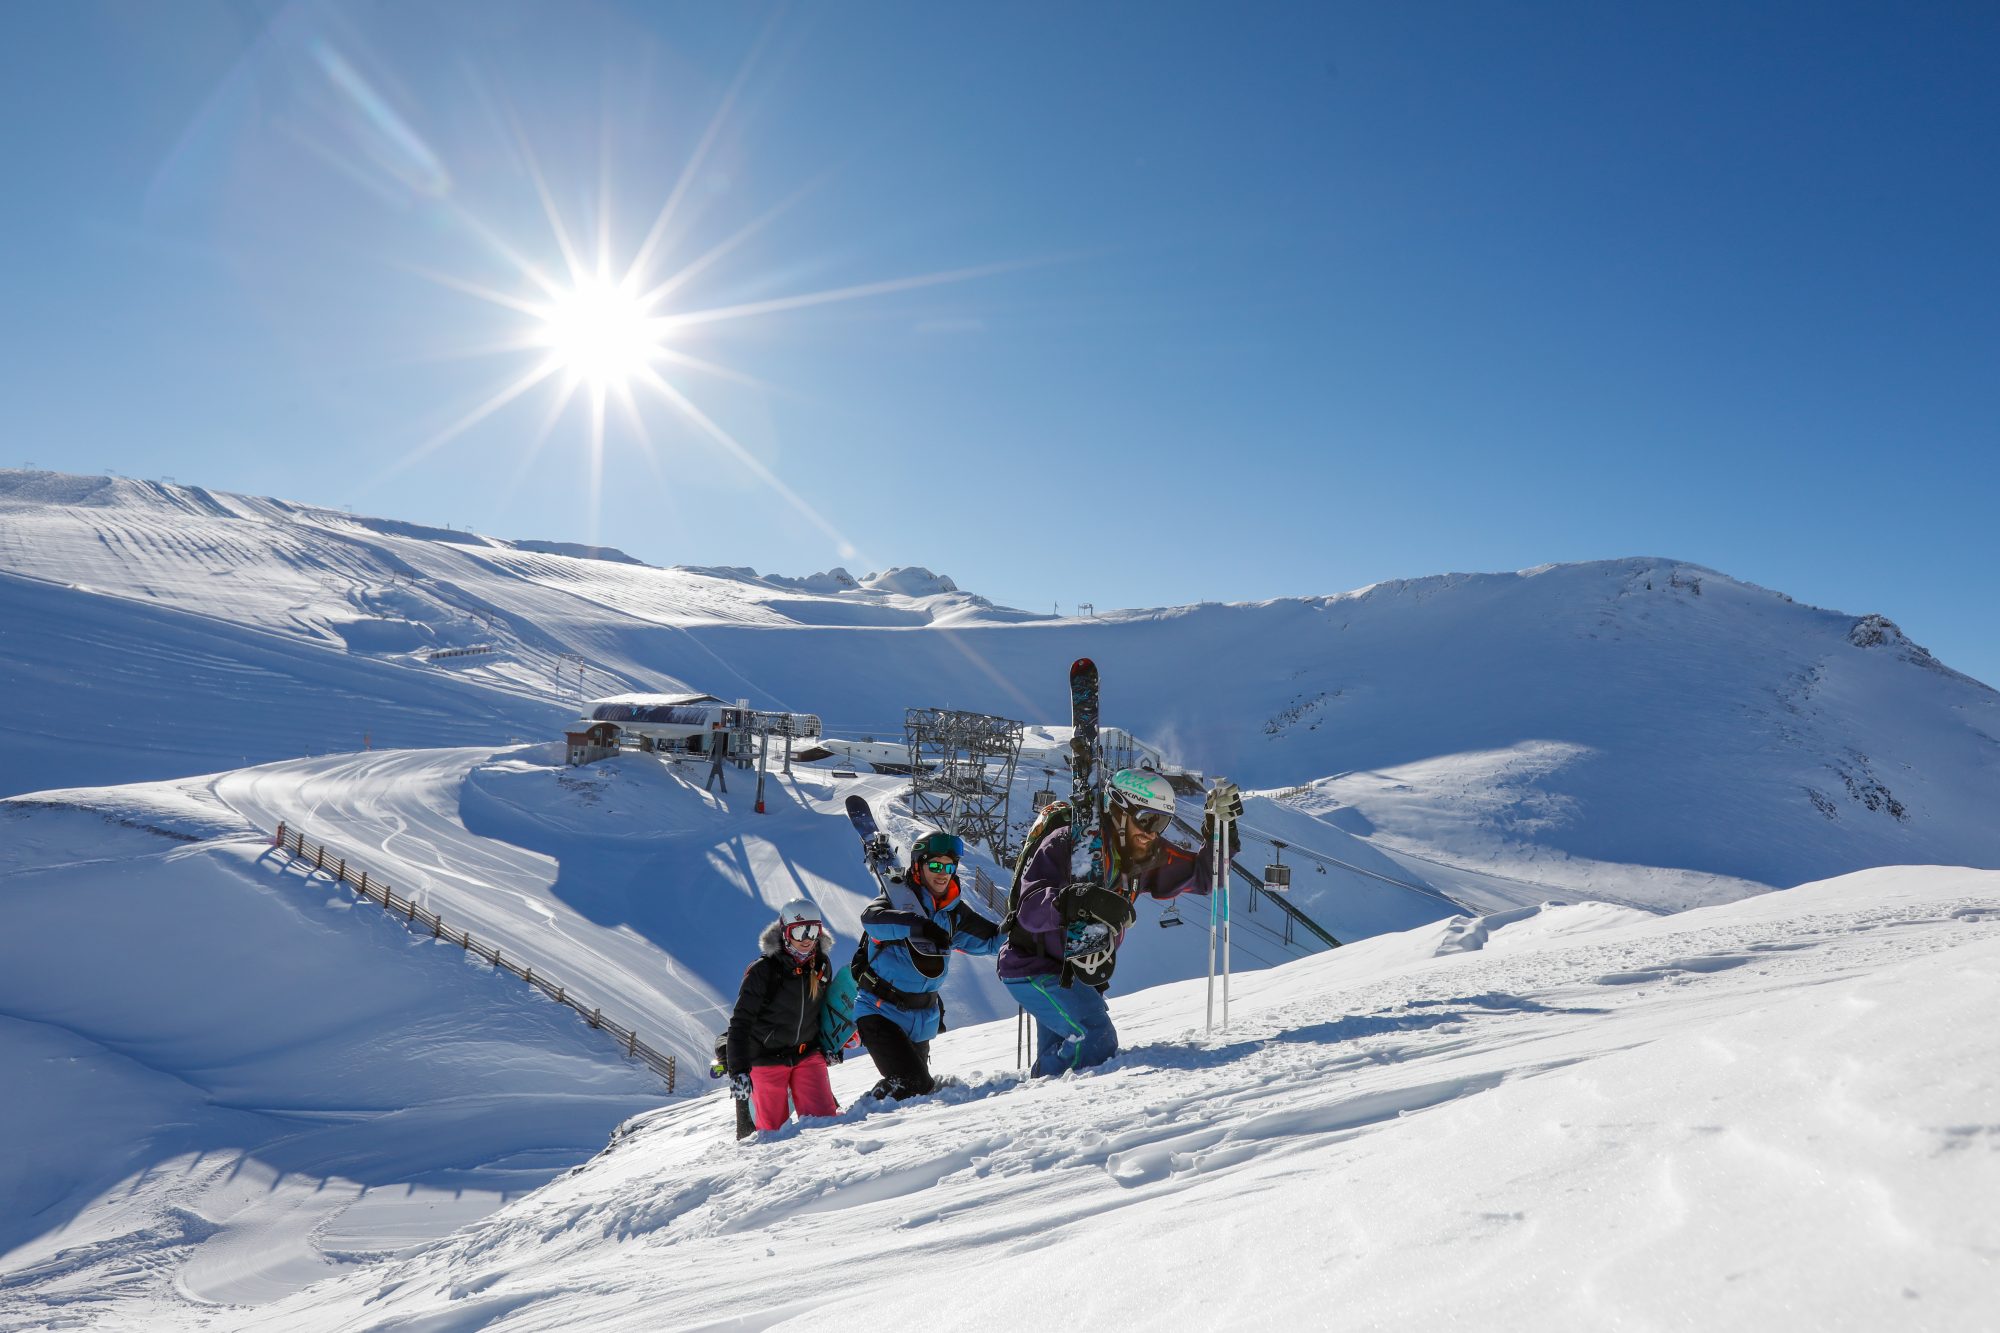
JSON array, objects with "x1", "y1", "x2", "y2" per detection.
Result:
[{"x1": 750, "y1": 1052, "x2": 837, "y2": 1130}]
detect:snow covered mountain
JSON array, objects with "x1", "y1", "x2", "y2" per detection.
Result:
[
  {"x1": 4, "y1": 467, "x2": 1999, "y2": 1328},
  {"x1": 4, "y1": 467, "x2": 1996, "y2": 902}
]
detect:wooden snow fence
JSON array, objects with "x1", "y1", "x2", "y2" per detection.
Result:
[{"x1": 268, "y1": 821, "x2": 677, "y2": 1092}]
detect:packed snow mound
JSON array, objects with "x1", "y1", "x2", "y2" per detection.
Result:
[
  {"x1": 179, "y1": 865, "x2": 2000, "y2": 1333},
  {"x1": 507, "y1": 539, "x2": 648, "y2": 565}
]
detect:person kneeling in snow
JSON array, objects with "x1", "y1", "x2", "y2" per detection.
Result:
[
  {"x1": 726, "y1": 899, "x2": 840, "y2": 1131},
  {"x1": 852, "y1": 830, "x2": 1002, "y2": 1100},
  {"x1": 998, "y1": 769, "x2": 1233, "y2": 1078}
]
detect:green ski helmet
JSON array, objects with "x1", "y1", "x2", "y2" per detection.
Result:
[
  {"x1": 1106, "y1": 768, "x2": 1176, "y2": 834},
  {"x1": 910, "y1": 830, "x2": 964, "y2": 869}
]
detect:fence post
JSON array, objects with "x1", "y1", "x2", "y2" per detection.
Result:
[
  {"x1": 407, "y1": 899, "x2": 416, "y2": 923},
  {"x1": 313, "y1": 845, "x2": 325, "y2": 872},
  {"x1": 589, "y1": 1008, "x2": 602, "y2": 1028},
  {"x1": 627, "y1": 1030, "x2": 637, "y2": 1057},
  {"x1": 273, "y1": 822, "x2": 286, "y2": 848},
  {"x1": 336, "y1": 858, "x2": 347, "y2": 884},
  {"x1": 668, "y1": 1055, "x2": 676, "y2": 1093},
  {"x1": 431, "y1": 915, "x2": 443, "y2": 939}
]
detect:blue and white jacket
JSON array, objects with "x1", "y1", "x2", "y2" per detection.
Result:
[{"x1": 853, "y1": 876, "x2": 1001, "y2": 1042}]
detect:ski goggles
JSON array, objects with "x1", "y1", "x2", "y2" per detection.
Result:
[
  {"x1": 784, "y1": 921, "x2": 823, "y2": 944},
  {"x1": 922, "y1": 859, "x2": 959, "y2": 874},
  {"x1": 1115, "y1": 805, "x2": 1173, "y2": 835}
]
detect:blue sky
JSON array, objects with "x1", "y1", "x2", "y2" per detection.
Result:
[{"x1": 4, "y1": 2, "x2": 1997, "y2": 684}]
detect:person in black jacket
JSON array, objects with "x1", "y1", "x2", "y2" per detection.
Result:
[{"x1": 725, "y1": 898, "x2": 839, "y2": 1131}]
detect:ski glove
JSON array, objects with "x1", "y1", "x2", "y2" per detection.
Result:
[
  {"x1": 1062, "y1": 921, "x2": 1115, "y2": 970},
  {"x1": 911, "y1": 919, "x2": 953, "y2": 952},
  {"x1": 729, "y1": 1073, "x2": 753, "y2": 1103},
  {"x1": 1059, "y1": 882, "x2": 1137, "y2": 930}
]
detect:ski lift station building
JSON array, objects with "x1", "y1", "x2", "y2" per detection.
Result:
[{"x1": 566, "y1": 692, "x2": 822, "y2": 765}]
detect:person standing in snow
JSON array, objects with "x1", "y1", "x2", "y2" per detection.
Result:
[
  {"x1": 704, "y1": 720, "x2": 729, "y2": 794},
  {"x1": 725, "y1": 899, "x2": 840, "y2": 1131},
  {"x1": 998, "y1": 769, "x2": 1235, "y2": 1077},
  {"x1": 851, "y1": 830, "x2": 1002, "y2": 1100}
]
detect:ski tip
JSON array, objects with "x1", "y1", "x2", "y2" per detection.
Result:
[
  {"x1": 1070, "y1": 657, "x2": 1096, "y2": 674},
  {"x1": 844, "y1": 794, "x2": 869, "y2": 813}
]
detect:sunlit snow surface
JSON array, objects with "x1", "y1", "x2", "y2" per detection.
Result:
[
  {"x1": 4, "y1": 471, "x2": 2000, "y2": 1329},
  {"x1": 54, "y1": 867, "x2": 2000, "y2": 1331}
]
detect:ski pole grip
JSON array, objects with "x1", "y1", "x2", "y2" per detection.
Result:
[{"x1": 1205, "y1": 778, "x2": 1241, "y2": 822}]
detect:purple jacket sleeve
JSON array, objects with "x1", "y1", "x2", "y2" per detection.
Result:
[{"x1": 1139, "y1": 840, "x2": 1216, "y2": 900}]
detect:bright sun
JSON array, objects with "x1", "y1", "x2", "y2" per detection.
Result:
[{"x1": 535, "y1": 276, "x2": 664, "y2": 388}]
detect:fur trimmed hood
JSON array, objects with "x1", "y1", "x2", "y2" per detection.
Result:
[{"x1": 759, "y1": 920, "x2": 835, "y2": 960}]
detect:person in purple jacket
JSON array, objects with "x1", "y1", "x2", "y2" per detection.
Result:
[{"x1": 997, "y1": 768, "x2": 1238, "y2": 1077}]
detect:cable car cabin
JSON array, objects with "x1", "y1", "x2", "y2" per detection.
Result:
[{"x1": 1264, "y1": 841, "x2": 1292, "y2": 894}]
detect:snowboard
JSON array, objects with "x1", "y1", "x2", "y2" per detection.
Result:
[
  {"x1": 820, "y1": 963, "x2": 859, "y2": 1057},
  {"x1": 710, "y1": 1034, "x2": 756, "y2": 1140}
]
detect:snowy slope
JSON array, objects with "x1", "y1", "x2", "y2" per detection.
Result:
[
  {"x1": 115, "y1": 865, "x2": 2000, "y2": 1332},
  {"x1": 5, "y1": 468, "x2": 2000, "y2": 1328},
  {"x1": 4, "y1": 468, "x2": 1996, "y2": 906},
  {"x1": 0, "y1": 798, "x2": 661, "y2": 1322},
  {"x1": 1, "y1": 745, "x2": 1371, "y2": 1319}
]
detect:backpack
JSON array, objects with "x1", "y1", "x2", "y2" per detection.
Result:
[{"x1": 1001, "y1": 798, "x2": 1073, "y2": 955}]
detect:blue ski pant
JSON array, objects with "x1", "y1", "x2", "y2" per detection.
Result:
[{"x1": 1004, "y1": 974, "x2": 1116, "y2": 1078}]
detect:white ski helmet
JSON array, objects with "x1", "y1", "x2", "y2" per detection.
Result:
[
  {"x1": 777, "y1": 898, "x2": 823, "y2": 929},
  {"x1": 1107, "y1": 768, "x2": 1176, "y2": 827}
]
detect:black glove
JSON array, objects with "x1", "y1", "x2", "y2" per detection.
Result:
[
  {"x1": 1200, "y1": 816, "x2": 1242, "y2": 857},
  {"x1": 1059, "y1": 882, "x2": 1136, "y2": 931},
  {"x1": 728, "y1": 1073, "x2": 753, "y2": 1103},
  {"x1": 911, "y1": 919, "x2": 952, "y2": 951}
]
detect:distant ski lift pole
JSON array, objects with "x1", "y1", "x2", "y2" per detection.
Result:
[{"x1": 1265, "y1": 841, "x2": 1291, "y2": 895}]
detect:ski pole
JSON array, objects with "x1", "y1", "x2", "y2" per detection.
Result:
[
  {"x1": 1205, "y1": 779, "x2": 1239, "y2": 1034},
  {"x1": 1205, "y1": 782, "x2": 1222, "y2": 1034}
]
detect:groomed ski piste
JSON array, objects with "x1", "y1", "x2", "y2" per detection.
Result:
[{"x1": 4, "y1": 471, "x2": 2000, "y2": 1329}]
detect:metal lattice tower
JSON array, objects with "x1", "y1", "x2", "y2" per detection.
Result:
[{"x1": 904, "y1": 708, "x2": 1025, "y2": 861}]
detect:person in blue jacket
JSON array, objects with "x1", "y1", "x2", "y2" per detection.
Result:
[{"x1": 851, "y1": 830, "x2": 1001, "y2": 1100}]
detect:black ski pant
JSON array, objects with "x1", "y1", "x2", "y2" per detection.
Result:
[{"x1": 856, "y1": 1014, "x2": 934, "y2": 1099}]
